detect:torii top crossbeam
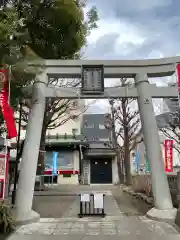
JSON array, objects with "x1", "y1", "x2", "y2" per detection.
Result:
[
  {"x1": 28, "y1": 56, "x2": 180, "y2": 78},
  {"x1": 26, "y1": 57, "x2": 180, "y2": 99}
]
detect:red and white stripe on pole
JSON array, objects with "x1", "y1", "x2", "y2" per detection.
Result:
[{"x1": 164, "y1": 139, "x2": 173, "y2": 172}]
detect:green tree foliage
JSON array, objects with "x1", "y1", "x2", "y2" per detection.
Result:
[
  {"x1": 0, "y1": 0, "x2": 99, "y2": 136},
  {"x1": 0, "y1": 7, "x2": 39, "y2": 101},
  {"x1": 0, "y1": 1, "x2": 99, "y2": 187},
  {"x1": 0, "y1": 7, "x2": 37, "y2": 134},
  {"x1": 0, "y1": 0, "x2": 99, "y2": 182},
  {"x1": 15, "y1": 0, "x2": 99, "y2": 59}
]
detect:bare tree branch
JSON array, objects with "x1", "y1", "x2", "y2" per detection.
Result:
[
  {"x1": 156, "y1": 98, "x2": 180, "y2": 153},
  {"x1": 20, "y1": 77, "x2": 86, "y2": 129},
  {"x1": 160, "y1": 128, "x2": 180, "y2": 153},
  {"x1": 105, "y1": 78, "x2": 141, "y2": 152}
]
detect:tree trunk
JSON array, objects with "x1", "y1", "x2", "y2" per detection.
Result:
[
  {"x1": 116, "y1": 150, "x2": 124, "y2": 184},
  {"x1": 36, "y1": 117, "x2": 47, "y2": 189},
  {"x1": 122, "y1": 98, "x2": 131, "y2": 185},
  {"x1": 110, "y1": 102, "x2": 124, "y2": 184},
  {"x1": 124, "y1": 149, "x2": 131, "y2": 185},
  {"x1": 36, "y1": 125, "x2": 46, "y2": 175},
  {"x1": 124, "y1": 134, "x2": 131, "y2": 185}
]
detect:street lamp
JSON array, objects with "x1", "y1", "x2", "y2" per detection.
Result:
[{"x1": 11, "y1": 100, "x2": 23, "y2": 205}]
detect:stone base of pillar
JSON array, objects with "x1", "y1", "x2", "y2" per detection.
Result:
[
  {"x1": 146, "y1": 207, "x2": 177, "y2": 223},
  {"x1": 12, "y1": 209, "x2": 40, "y2": 225},
  {"x1": 175, "y1": 207, "x2": 180, "y2": 228}
]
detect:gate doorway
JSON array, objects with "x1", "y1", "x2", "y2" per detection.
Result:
[{"x1": 90, "y1": 159, "x2": 112, "y2": 184}]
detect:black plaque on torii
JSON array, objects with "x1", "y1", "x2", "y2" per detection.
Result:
[{"x1": 81, "y1": 65, "x2": 104, "y2": 94}]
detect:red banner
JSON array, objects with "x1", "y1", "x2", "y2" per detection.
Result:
[
  {"x1": 176, "y1": 64, "x2": 180, "y2": 90},
  {"x1": 164, "y1": 139, "x2": 173, "y2": 172},
  {"x1": 0, "y1": 152, "x2": 9, "y2": 200},
  {"x1": 0, "y1": 69, "x2": 17, "y2": 139}
]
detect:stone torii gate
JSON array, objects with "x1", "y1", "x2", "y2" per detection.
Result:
[{"x1": 15, "y1": 57, "x2": 180, "y2": 224}]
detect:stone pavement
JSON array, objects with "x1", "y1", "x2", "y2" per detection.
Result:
[
  {"x1": 32, "y1": 185, "x2": 114, "y2": 218},
  {"x1": 7, "y1": 187, "x2": 180, "y2": 240},
  {"x1": 8, "y1": 216, "x2": 180, "y2": 240}
]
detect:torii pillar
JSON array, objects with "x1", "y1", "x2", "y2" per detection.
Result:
[
  {"x1": 14, "y1": 70, "x2": 48, "y2": 224},
  {"x1": 135, "y1": 72, "x2": 177, "y2": 221}
]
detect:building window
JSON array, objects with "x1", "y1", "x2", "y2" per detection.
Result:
[
  {"x1": 72, "y1": 128, "x2": 78, "y2": 134},
  {"x1": 44, "y1": 152, "x2": 74, "y2": 170},
  {"x1": 99, "y1": 138, "x2": 109, "y2": 141},
  {"x1": 72, "y1": 115, "x2": 78, "y2": 120},
  {"x1": 99, "y1": 124, "x2": 105, "y2": 129},
  {"x1": 63, "y1": 174, "x2": 71, "y2": 178},
  {"x1": 44, "y1": 152, "x2": 54, "y2": 169},
  {"x1": 59, "y1": 154, "x2": 73, "y2": 170},
  {"x1": 92, "y1": 136, "x2": 99, "y2": 140},
  {"x1": 72, "y1": 101, "x2": 78, "y2": 108},
  {"x1": 170, "y1": 98, "x2": 178, "y2": 102},
  {"x1": 85, "y1": 124, "x2": 94, "y2": 128}
]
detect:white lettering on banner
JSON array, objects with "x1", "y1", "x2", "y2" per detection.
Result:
[
  {"x1": 164, "y1": 139, "x2": 173, "y2": 172},
  {"x1": 0, "y1": 158, "x2": 5, "y2": 178}
]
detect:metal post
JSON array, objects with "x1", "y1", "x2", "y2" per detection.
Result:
[
  {"x1": 11, "y1": 101, "x2": 23, "y2": 205},
  {"x1": 135, "y1": 73, "x2": 177, "y2": 221},
  {"x1": 15, "y1": 70, "x2": 48, "y2": 223}
]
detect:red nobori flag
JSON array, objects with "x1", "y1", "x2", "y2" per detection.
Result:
[
  {"x1": 0, "y1": 69, "x2": 17, "y2": 139},
  {"x1": 164, "y1": 139, "x2": 173, "y2": 172},
  {"x1": 176, "y1": 64, "x2": 180, "y2": 90}
]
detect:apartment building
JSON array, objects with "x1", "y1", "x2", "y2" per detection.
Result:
[{"x1": 80, "y1": 114, "x2": 119, "y2": 185}]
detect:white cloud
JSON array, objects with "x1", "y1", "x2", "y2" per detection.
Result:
[
  {"x1": 84, "y1": 1, "x2": 179, "y2": 113},
  {"x1": 87, "y1": 19, "x2": 119, "y2": 43},
  {"x1": 119, "y1": 0, "x2": 171, "y2": 11}
]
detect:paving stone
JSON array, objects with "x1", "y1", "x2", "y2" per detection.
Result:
[
  {"x1": 7, "y1": 186, "x2": 180, "y2": 240},
  {"x1": 15, "y1": 216, "x2": 180, "y2": 237}
]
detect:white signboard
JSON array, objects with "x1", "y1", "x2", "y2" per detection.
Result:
[
  {"x1": 80, "y1": 193, "x2": 90, "y2": 202},
  {"x1": 94, "y1": 193, "x2": 104, "y2": 209},
  {"x1": 0, "y1": 156, "x2": 6, "y2": 179}
]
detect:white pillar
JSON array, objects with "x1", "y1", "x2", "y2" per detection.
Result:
[
  {"x1": 135, "y1": 72, "x2": 177, "y2": 222},
  {"x1": 15, "y1": 70, "x2": 48, "y2": 223}
]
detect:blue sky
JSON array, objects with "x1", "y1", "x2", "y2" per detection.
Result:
[{"x1": 85, "y1": 0, "x2": 179, "y2": 113}]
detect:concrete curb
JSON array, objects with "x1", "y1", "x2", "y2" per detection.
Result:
[
  {"x1": 122, "y1": 186, "x2": 153, "y2": 205},
  {"x1": 34, "y1": 192, "x2": 78, "y2": 196}
]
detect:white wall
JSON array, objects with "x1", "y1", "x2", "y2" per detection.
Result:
[
  {"x1": 13, "y1": 99, "x2": 85, "y2": 139},
  {"x1": 10, "y1": 99, "x2": 85, "y2": 159},
  {"x1": 57, "y1": 150, "x2": 80, "y2": 185},
  {"x1": 46, "y1": 99, "x2": 85, "y2": 136}
]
